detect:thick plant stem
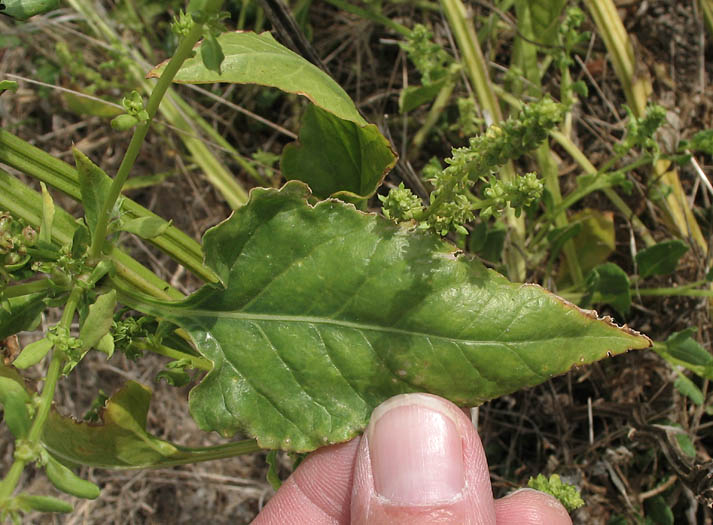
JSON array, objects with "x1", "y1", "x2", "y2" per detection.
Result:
[
  {"x1": 0, "y1": 286, "x2": 82, "y2": 500},
  {"x1": 584, "y1": 0, "x2": 706, "y2": 253},
  {"x1": 89, "y1": 21, "x2": 205, "y2": 261},
  {"x1": 440, "y1": 0, "x2": 526, "y2": 282}
]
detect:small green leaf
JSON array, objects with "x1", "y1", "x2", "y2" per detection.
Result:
[
  {"x1": 0, "y1": 80, "x2": 18, "y2": 93},
  {"x1": 635, "y1": 240, "x2": 689, "y2": 279},
  {"x1": 0, "y1": 0, "x2": 60, "y2": 20},
  {"x1": 79, "y1": 290, "x2": 117, "y2": 352},
  {"x1": 71, "y1": 222, "x2": 90, "y2": 260},
  {"x1": 265, "y1": 450, "x2": 282, "y2": 490},
  {"x1": 95, "y1": 332, "x2": 114, "y2": 357},
  {"x1": 15, "y1": 493, "x2": 72, "y2": 513},
  {"x1": 281, "y1": 104, "x2": 396, "y2": 201},
  {"x1": 0, "y1": 374, "x2": 32, "y2": 438},
  {"x1": 13, "y1": 337, "x2": 53, "y2": 369},
  {"x1": 73, "y1": 148, "x2": 112, "y2": 238},
  {"x1": 120, "y1": 217, "x2": 172, "y2": 240},
  {"x1": 644, "y1": 494, "x2": 674, "y2": 525},
  {"x1": 0, "y1": 292, "x2": 46, "y2": 340},
  {"x1": 127, "y1": 182, "x2": 650, "y2": 452},
  {"x1": 120, "y1": 171, "x2": 174, "y2": 191},
  {"x1": 706, "y1": 266, "x2": 713, "y2": 282},
  {"x1": 39, "y1": 182, "x2": 54, "y2": 245},
  {"x1": 469, "y1": 222, "x2": 506, "y2": 264},
  {"x1": 45, "y1": 455, "x2": 100, "y2": 499},
  {"x1": 655, "y1": 329, "x2": 713, "y2": 380},
  {"x1": 584, "y1": 262, "x2": 631, "y2": 317},
  {"x1": 527, "y1": 473, "x2": 584, "y2": 512},
  {"x1": 200, "y1": 33, "x2": 225, "y2": 74},
  {"x1": 682, "y1": 129, "x2": 713, "y2": 155},
  {"x1": 675, "y1": 432, "x2": 697, "y2": 459},
  {"x1": 110, "y1": 114, "x2": 139, "y2": 131},
  {"x1": 674, "y1": 374, "x2": 704, "y2": 405}
]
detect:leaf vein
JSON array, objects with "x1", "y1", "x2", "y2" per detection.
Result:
[{"x1": 251, "y1": 321, "x2": 332, "y2": 433}]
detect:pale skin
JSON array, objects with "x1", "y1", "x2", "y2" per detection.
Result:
[{"x1": 253, "y1": 393, "x2": 574, "y2": 525}]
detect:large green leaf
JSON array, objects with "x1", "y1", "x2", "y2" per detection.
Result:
[
  {"x1": 281, "y1": 104, "x2": 396, "y2": 200},
  {"x1": 149, "y1": 31, "x2": 365, "y2": 126},
  {"x1": 126, "y1": 182, "x2": 651, "y2": 452},
  {"x1": 42, "y1": 381, "x2": 260, "y2": 468}
]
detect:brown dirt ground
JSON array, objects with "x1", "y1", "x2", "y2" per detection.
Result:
[{"x1": 2, "y1": 0, "x2": 713, "y2": 523}]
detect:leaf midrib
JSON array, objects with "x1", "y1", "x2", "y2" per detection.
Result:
[{"x1": 161, "y1": 306, "x2": 634, "y2": 347}]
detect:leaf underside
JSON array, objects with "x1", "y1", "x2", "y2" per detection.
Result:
[{"x1": 134, "y1": 182, "x2": 650, "y2": 452}]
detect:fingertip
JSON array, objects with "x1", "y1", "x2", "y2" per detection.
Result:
[
  {"x1": 351, "y1": 393, "x2": 496, "y2": 524},
  {"x1": 494, "y1": 488, "x2": 573, "y2": 525},
  {"x1": 253, "y1": 438, "x2": 360, "y2": 525}
]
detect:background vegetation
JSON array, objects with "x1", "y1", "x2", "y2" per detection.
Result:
[{"x1": 1, "y1": 0, "x2": 713, "y2": 523}]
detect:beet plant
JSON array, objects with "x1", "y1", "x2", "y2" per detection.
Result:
[{"x1": 12, "y1": 0, "x2": 713, "y2": 521}]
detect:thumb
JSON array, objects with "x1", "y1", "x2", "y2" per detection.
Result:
[{"x1": 350, "y1": 393, "x2": 496, "y2": 524}]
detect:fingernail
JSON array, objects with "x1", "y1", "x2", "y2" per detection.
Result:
[{"x1": 367, "y1": 394, "x2": 465, "y2": 505}]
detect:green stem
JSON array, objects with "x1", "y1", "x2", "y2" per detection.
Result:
[
  {"x1": 0, "y1": 279, "x2": 55, "y2": 299},
  {"x1": 165, "y1": 440, "x2": 263, "y2": 466},
  {"x1": 132, "y1": 340, "x2": 212, "y2": 371},
  {"x1": 409, "y1": 77, "x2": 456, "y2": 161},
  {"x1": 89, "y1": 21, "x2": 206, "y2": 261},
  {"x1": 635, "y1": 287, "x2": 713, "y2": 298},
  {"x1": 702, "y1": 0, "x2": 713, "y2": 38},
  {"x1": 550, "y1": 130, "x2": 657, "y2": 248},
  {"x1": 0, "y1": 286, "x2": 83, "y2": 500},
  {"x1": 561, "y1": 284, "x2": 713, "y2": 304}
]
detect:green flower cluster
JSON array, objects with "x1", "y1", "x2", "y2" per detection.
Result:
[
  {"x1": 480, "y1": 172, "x2": 543, "y2": 219},
  {"x1": 48, "y1": 326, "x2": 81, "y2": 355},
  {"x1": 379, "y1": 183, "x2": 423, "y2": 221},
  {"x1": 0, "y1": 212, "x2": 37, "y2": 282},
  {"x1": 527, "y1": 473, "x2": 584, "y2": 512},
  {"x1": 399, "y1": 24, "x2": 451, "y2": 85},
  {"x1": 112, "y1": 316, "x2": 152, "y2": 359},
  {"x1": 380, "y1": 98, "x2": 563, "y2": 235},
  {"x1": 616, "y1": 104, "x2": 667, "y2": 157}
]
